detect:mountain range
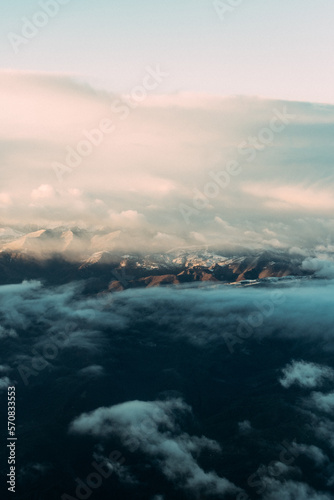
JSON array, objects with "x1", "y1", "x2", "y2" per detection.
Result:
[{"x1": 0, "y1": 226, "x2": 319, "y2": 292}]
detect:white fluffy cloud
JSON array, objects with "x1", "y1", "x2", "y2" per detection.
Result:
[{"x1": 69, "y1": 398, "x2": 240, "y2": 496}]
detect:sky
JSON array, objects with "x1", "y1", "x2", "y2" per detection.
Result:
[
  {"x1": 1, "y1": 0, "x2": 334, "y2": 253},
  {"x1": 1, "y1": 0, "x2": 334, "y2": 103},
  {"x1": 2, "y1": 6, "x2": 334, "y2": 497}
]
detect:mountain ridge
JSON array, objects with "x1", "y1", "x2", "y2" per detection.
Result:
[{"x1": 0, "y1": 247, "x2": 315, "y2": 293}]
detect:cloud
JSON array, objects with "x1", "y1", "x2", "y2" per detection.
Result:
[
  {"x1": 0, "y1": 193, "x2": 12, "y2": 207},
  {"x1": 243, "y1": 184, "x2": 334, "y2": 212},
  {"x1": 31, "y1": 184, "x2": 55, "y2": 201},
  {"x1": 0, "y1": 376, "x2": 12, "y2": 390},
  {"x1": 238, "y1": 420, "x2": 253, "y2": 434},
  {"x1": 18, "y1": 462, "x2": 51, "y2": 482},
  {"x1": 279, "y1": 361, "x2": 334, "y2": 389},
  {"x1": 290, "y1": 443, "x2": 328, "y2": 467},
  {"x1": 108, "y1": 210, "x2": 147, "y2": 230},
  {"x1": 312, "y1": 417, "x2": 334, "y2": 451},
  {"x1": 309, "y1": 392, "x2": 334, "y2": 414},
  {"x1": 2, "y1": 278, "x2": 334, "y2": 362},
  {"x1": 262, "y1": 479, "x2": 334, "y2": 500},
  {"x1": 0, "y1": 326, "x2": 18, "y2": 339},
  {"x1": 0, "y1": 280, "x2": 121, "y2": 333},
  {"x1": 0, "y1": 277, "x2": 333, "y2": 497},
  {"x1": 69, "y1": 398, "x2": 240, "y2": 496},
  {"x1": 1, "y1": 71, "x2": 334, "y2": 253},
  {"x1": 302, "y1": 258, "x2": 334, "y2": 279},
  {"x1": 78, "y1": 365, "x2": 104, "y2": 377},
  {"x1": 0, "y1": 364, "x2": 11, "y2": 373}
]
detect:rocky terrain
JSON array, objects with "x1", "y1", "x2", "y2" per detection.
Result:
[{"x1": 0, "y1": 225, "x2": 315, "y2": 292}]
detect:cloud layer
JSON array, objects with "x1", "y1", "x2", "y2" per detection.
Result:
[
  {"x1": 1, "y1": 278, "x2": 334, "y2": 497},
  {"x1": 1, "y1": 71, "x2": 334, "y2": 253}
]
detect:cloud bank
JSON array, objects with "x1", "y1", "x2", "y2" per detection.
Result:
[{"x1": 1, "y1": 71, "x2": 334, "y2": 253}]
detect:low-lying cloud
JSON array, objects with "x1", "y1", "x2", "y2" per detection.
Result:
[{"x1": 1, "y1": 278, "x2": 334, "y2": 497}]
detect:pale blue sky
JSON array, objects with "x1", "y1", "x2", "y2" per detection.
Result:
[{"x1": 1, "y1": 0, "x2": 334, "y2": 102}]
